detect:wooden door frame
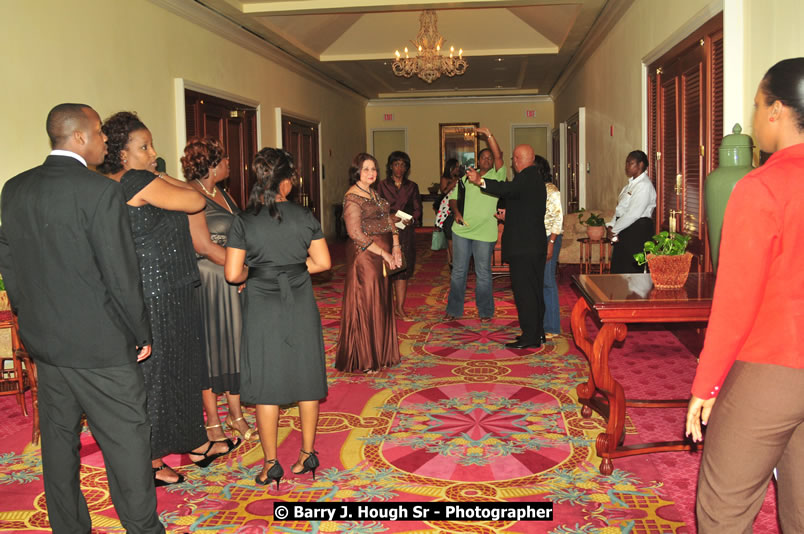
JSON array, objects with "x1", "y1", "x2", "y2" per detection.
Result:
[
  {"x1": 275, "y1": 107, "x2": 323, "y2": 224},
  {"x1": 172, "y1": 79, "x2": 261, "y2": 179}
]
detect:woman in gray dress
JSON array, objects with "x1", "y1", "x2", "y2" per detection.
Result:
[
  {"x1": 184, "y1": 137, "x2": 257, "y2": 444},
  {"x1": 225, "y1": 148, "x2": 331, "y2": 489}
]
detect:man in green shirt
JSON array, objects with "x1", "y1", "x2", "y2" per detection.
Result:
[{"x1": 445, "y1": 127, "x2": 506, "y2": 320}]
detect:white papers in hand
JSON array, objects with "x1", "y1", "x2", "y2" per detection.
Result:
[{"x1": 395, "y1": 210, "x2": 413, "y2": 230}]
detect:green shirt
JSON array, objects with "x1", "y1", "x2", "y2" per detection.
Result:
[{"x1": 448, "y1": 166, "x2": 507, "y2": 242}]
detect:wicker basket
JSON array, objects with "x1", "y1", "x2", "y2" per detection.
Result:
[{"x1": 646, "y1": 252, "x2": 693, "y2": 289}]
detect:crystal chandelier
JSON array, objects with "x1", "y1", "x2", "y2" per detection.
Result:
[{"x1": 392, "y1": 10, "x2": 468, "y2": 84}]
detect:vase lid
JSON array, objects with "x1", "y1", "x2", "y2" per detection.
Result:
[{"x1": 719, "y1": 123, "x2": 754, "y2": 149}]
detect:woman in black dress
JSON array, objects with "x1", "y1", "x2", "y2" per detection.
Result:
[
  {"x1": 183, "y1": 137, "x2": 257, "y2": 444},
  {"x1": 225, "y1": 148, "x2": 331, "y2": 489},
  {"x1": 99, "y1": 112, "x2": 237, "y2": 486}
]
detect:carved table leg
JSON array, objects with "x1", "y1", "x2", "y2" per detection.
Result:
[
  {"x1": 591, "y1": 322, "x2": 627, "y2": 474},
  {"x1": 570, "y1": 298, "x2": 595, "y2": 418}
]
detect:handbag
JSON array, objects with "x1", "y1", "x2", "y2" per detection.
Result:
[
  {"x1": 385, "y1": 249, "x2": 407, "y2": 277},
  {"x1": 431, "y1": 229, "x2": 447, "y2": 250}
]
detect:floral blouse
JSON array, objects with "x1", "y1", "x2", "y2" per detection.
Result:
[{"x1": 544, "y1": 182, "x2": 563, "y2": 236}]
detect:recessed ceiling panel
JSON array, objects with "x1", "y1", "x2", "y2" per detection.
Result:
[{"x1": 190, "y1": 0, "x2": 615, "y2": 98}]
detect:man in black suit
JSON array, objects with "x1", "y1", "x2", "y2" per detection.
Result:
[
  {"x1": 0, "y1": 104, "x2": 164, "y2": 533},
  {"x1": 467, "y1": 144, "x2": 547, "y2": 350}
]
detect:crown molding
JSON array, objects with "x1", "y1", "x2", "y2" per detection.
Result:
[
  {"x1": 147, "y1": 0, "x2": 369, "y2": 101},
  {"x1": 367, "y1": 94, "x2": 552, "y2": 106},
  {"x1": 549, "y1": 0, "x2": 635, "y2": 99}
]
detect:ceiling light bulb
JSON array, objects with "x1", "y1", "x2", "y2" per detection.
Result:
[{"x1": 395, "y1": 50, "x2": 400, "y2": 58}]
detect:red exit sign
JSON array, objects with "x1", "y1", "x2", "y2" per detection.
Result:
[
  {"x1": 525, "y1": 110, "x2": 535, "y2": 118},
  {"x1": 384, "y1": 113, "x2": 394, "y2": 121}
]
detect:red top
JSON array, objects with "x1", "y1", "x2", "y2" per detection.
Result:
[{"x1": 691, "y1": 143, "x2": 804, "y2": 399}]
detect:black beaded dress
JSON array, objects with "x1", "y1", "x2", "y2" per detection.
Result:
[
  {"x1": 197, "y1": 192, "x2": 242, "y2": 394},
  {"x1": 226, "y1": 202, "x2": 328, "y2": 405},
  {"x1": 121, "y1": 170, "x2": 207, "y2": 459}
]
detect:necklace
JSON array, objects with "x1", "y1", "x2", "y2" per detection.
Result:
[
  {"x1": 355, "y1": 182, "x2": 373, "y2": 199},
  {"x1": 196, "y1": 179, "x2": 217, "y2": 198}
]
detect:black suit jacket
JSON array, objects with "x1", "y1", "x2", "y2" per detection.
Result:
[
  {"x1": 483, "y1": 165, "x2": 547, "y2": 262},
  {"x1": 0, "y1": 155, "x2": 150, "y2": 368}
]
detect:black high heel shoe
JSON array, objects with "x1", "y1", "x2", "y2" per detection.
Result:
[
  {"x1": 153, "y1": 464, "x2": 184, "y2": 487},
  {"x1": 256, "y1": 459, "x2": 283, "y2": 490},
  {"x1": 189, "y1": 438, "x2": 239, "y2": 468},
  {"x1": 291, "y1": 449, "x2": 320, "y2": 480}
]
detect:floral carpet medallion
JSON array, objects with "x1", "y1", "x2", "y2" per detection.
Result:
[{"x1": 380, "y1": 384, "x2": 573, "y2": 480}]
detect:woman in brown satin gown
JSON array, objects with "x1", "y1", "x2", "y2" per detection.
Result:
[{"x1": 335, "y1": 153, "x2": 402, "y2": 373}]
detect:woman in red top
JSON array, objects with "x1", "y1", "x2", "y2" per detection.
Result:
[{"x1": 685, "y1": 58, "x2": 804, "y2": 532}]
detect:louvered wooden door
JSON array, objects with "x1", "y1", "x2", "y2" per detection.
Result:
[
  {"x1": 282, "y1": 116, "x2": 321, "y2": 220},
  {"x1": 551, "y1": 128, "x2": 560, "y2": 186},
  {"x1": 647, "y1": 16, "x2": 722, "y2": 272},
  {"x1": 185, "y1": 90, "x2": 258, "y2": 210}
]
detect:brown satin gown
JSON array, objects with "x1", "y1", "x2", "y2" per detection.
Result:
[{"x1": 335, "y1": 192, "x2": 401, "y2": 372}]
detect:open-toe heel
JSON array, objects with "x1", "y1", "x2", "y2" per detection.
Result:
[
  {"x1": 256, "y1": 459, "x2": 283, "y2": 490},
  {"x1": 189, "y1": 438, "x2": 237, "y2": 468},
  {"x1": 153, "y1": 464, "x2": 184, "y2": 487},
  {"x1": 291, "y1": 449, "x2": 320, "y2": 480},
  {"x1": 225, "y1": 415, "x2": 259, "y2": 442}
]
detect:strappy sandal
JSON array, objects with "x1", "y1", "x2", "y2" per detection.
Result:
[
  {"x1": 153, "y1": 464, "x2": 184, "y2": 487},
  {"x1": 225, "y1": 416, "x2": 259, "y2": 442}
]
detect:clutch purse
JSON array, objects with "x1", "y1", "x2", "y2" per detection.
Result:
[{"x1": 384, "y1": 251, "x2": 407, "y2": 277}]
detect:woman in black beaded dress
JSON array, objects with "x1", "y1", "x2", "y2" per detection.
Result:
[
  {"x1": 99, "y1": 112, "x2": 237, "y2": 486},
  {"x1": 184, "y1": 137, "x2": 258, "y2": 445}
]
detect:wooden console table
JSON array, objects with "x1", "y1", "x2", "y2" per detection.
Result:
[
  {"x1": 571, "y1": 273, "x2": 715, "y2": 474},
  {"x1": 578, "y1": 237, "x2": 612, "y2": 274}
]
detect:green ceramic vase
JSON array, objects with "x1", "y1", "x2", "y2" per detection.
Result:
[{"x1": 704, "y1": 124, "x2": 754, "y2": 271}]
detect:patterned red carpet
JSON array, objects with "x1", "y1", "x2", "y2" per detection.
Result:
[{"x1": 0, "y1": 234, "x2": 779, "y2": 533}]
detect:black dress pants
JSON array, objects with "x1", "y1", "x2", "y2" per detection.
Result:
[
  {"x1": 37, "y1": 360, "x2": 164, "y2": 534},
  {"x1": 508, "y1": 253, "x2": 546, "y2": 344}
]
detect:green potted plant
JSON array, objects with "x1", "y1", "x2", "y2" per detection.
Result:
[
  {"x1": 0, "y1": 276, "x2": 8, "y2": 312},
  {"x1": 577, "y1": 209, "x2": 607, "y2": 241},
  {"x1": 634, "y1": 231, "x2": 693, "y2": 289}
]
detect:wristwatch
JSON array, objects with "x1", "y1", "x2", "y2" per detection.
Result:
[{"x1": 549, "y1": 238, "x2": 555, "y2": 244}]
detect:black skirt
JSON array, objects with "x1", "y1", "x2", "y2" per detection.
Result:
[{"x1": 611, "y1": 217, "x2": 654, "y2": 274}]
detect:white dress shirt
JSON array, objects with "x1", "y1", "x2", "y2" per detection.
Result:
[
  {"x1": 607, "y1": 171, "x2": 656, "y2": 236},
  {"x1": 50, "y1": 149, "x2": 87, "y2": 167}
]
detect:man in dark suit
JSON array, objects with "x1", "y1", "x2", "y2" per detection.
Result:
[
  {"x1": 467, "y1": 144, "x2": 547, "y2": 350},
  {"x1": 0, "y1": 104, "x2": 164, "y2": 533}
]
